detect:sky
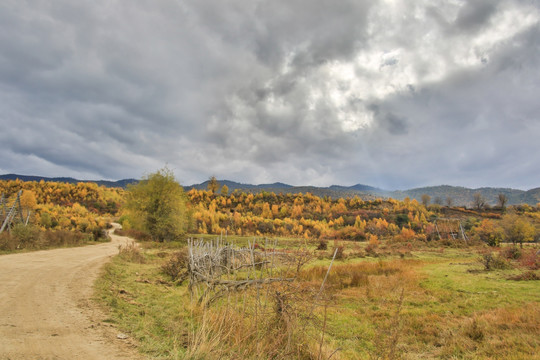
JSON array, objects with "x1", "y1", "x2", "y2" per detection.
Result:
[{"x1": 1, "y1": 0, "x2": 539, "y2": 190}]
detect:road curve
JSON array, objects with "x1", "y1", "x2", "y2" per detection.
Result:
[{"x1": 0, "y1": 224, "x2": 142, "y2": 360}]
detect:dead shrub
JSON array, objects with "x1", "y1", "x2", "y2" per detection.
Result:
[
  {"x1": 316, "y1": 239, "x2": 328, "y2": 250},
  {"x1": 0, "y1": 227, "x2": 91, "y2": 251},
  {"x1": 118, "y1": 242, "x2": 145, "y2": 263},
  {"x1": 40, "y1": 229, "x2": 86, "y2": 248},
  {"x1": 365, "y1": 243, "x2": 379, "y2": 257},
  {"x1": 519, "y1": 249, "x2": 540, "y2": 270},
  {"x1": 332, "y1": 245, "x2": 345, "y2": 260},
  {"x1": 161, "y1": 250, "x2": 188, "y2": 282}
]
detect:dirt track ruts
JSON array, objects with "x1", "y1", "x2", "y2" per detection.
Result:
[{"x1": 0, "y1": 225, "x2": 142, "y2": 360}]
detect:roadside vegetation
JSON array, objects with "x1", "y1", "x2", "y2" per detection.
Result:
[
  {"x1": 97, "y1": 170, "x2": 540, "y2": 359},
  {"x1": 97, "y1": 238, "x2": 539, "y2": 359},
  {"x1": 0, "y1": 179, "x2": 121, "y2": 253},
  {"x1": 2, "y1": 173, "x2": 538, "y2": 358}
]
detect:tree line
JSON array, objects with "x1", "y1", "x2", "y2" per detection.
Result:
[{"x1": 121, "y1": 170, "x2": 539, "y2": 246}]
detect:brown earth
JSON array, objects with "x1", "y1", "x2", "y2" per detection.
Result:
[{"x1": 0, "y1": 224, "x2": 143, "y2": 360}]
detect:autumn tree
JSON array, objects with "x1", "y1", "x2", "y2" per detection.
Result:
[
  {"x1": 473, "y1": 219, "x2": 504, "y2": 246},
  {"x1": 20, "y1": 190, "x2": 37, "y2": 218},
  {"x1": 124, "y1": 168, "x2": 188, "y2": 242},
  {"x1": 501, "y1": 213, "x2": 536, "y2": 247},
  {"x1": 221, "y1": 184, "x2": 229, "y2": 196},
  {"x1": 208, "y1": 176, "x2": 219, "y2": 194},
  {"x1": 446, "y1": 196, "x2": 453, "y2": 207}
]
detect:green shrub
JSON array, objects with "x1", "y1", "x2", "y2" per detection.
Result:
[
  {"x1": 480, "y1": 252, "x2": 512, "y2": 271},
  {"x1": 11, "y1": 224, "x2": 40, "y2": 246}
]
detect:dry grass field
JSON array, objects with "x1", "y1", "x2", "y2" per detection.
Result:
[{"x1": 96, "y1": 236, "x2": 539, "y2": 359}]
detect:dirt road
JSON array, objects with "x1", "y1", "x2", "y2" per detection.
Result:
[{"x1": 0, "y1": 225, "x2": 142, "y2": 360}]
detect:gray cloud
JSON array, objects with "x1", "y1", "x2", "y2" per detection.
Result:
[
  {"x1": 454, "y1": 0, "x2": 499, "y2": 31},
  {"x1": 0, "y1": 0, "x2": 539, "y2": 189}
]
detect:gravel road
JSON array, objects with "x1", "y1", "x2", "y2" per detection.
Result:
[{"x1": 0, "y1": 225, "x2": 142, "y2": 360}]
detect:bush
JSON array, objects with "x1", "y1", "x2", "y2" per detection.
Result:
[
  {"x1": 500, "y1": 246, "x2": 521, "y2": 260},
  {"x1": 11, "y1": 224, "x2": 40, "y2": 247},
  {"x1": 0, "y1": 225, "x2": 95, "y2": 251},
  {"x1": 161, "y1": 250, "x2": 188, "y2": 282},
  {"x1": 0, "y1": 232, "x2": 17, "y2": 251},
  {"x1": 480, "y1": 252, "x2": 512, "y2": 271},
  {"x1": 92, "y1": 228, "x2": 109, "y2": 242},
  {"x1": 365, "y1": 243, "x2": 379, "y2": 257},
  {"x1": 332, "y1": 245, "x2": 345, "y2": 260},
  {"x1": 519, "y1": 249, "x2": 540, "y2": 270},
  {"x1": 114, "y1": 228, "x2": 152, "y2": 242},
  {"x1": 40, "y1": 229, "x2": 86, "y2": 248},
  {"x1": 316, "y1": 239, "x2": 328, "y2": 250},
  {"x1": 118, "y1": 243, "x2": 145, "y2": 263}
]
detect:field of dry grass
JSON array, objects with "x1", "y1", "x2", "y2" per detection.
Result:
[{"x1": 96, "y1": 237, "x2": 539, "y2": 359}]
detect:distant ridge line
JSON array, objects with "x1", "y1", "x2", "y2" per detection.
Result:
[{"x1": 0, "y1": 174, "x2": 137, "y2": 188}]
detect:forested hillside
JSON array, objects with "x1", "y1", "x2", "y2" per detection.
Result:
[
  {"x1": 0, "y1": 179, "x2": 124, "y2": 251},
  {"x1": 178, "y1": 188, "x2": 539, "y2": 246}
]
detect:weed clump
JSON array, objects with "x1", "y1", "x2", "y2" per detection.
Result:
[
  {"x1": 118, "y1": 243, "x2": 145, "y2": 263},
  {"x1": 508, "y1": 271, "x2": 540, "y2": 281},
  {"x1": 465, "y1": 318, "x2": 485, "y2": 342},
  {"x1": 332, "y1": 245, "x2": 345, "y2": 260},
  {"x1": 161, "y1": 250, "x2": 188, "y2": 282}
]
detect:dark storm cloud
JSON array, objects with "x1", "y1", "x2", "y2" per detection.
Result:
[
  {"x1": 454, "y1": 0, "x2": 499, "y2": 32},
  {"x1": 0, "y1": 0, "x2": 539, "y2": 188}
]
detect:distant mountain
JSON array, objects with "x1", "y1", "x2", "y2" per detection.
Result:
[
  {"x1": 521, "y1": 187, "x2": 540, "y2": 205},
  {"x1": 184, "y1": 180, "x2": 383, "y2": 200},
  {"x1": 186, "y1": 180, "x2": 261, "y2": 192},
  {"x1": 329, "y1": 184, "x2": 382, "y2": 192},
  {"x1": 390, "y1": 185, "x2": 535, "y2": 206},
  {"x1": 0, "y1": 174, "x2": 137, "y2": 188},
  {"x1": 185, "y1": 181, "x2": 538, "y2": 206}
]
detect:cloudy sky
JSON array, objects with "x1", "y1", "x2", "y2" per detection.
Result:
[{"x1": 1, "y1": 0, "x2": 539, "y2": 190}]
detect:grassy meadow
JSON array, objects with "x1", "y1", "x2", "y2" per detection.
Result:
[{"x1": 95, "y1": 236, "x2": 539, "y2": 359}]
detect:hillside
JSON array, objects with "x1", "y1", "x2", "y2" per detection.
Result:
[{"x1": 390, "y1": 186, "x2": 528, "y2": 207}]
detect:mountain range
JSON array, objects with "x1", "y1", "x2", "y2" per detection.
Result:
[
  {"x1": 1, "y1": 174, "x2": 539, "y2": 207},
  {"x1": 0, "y1": 174, "x2": 138, "y2": 189}
]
